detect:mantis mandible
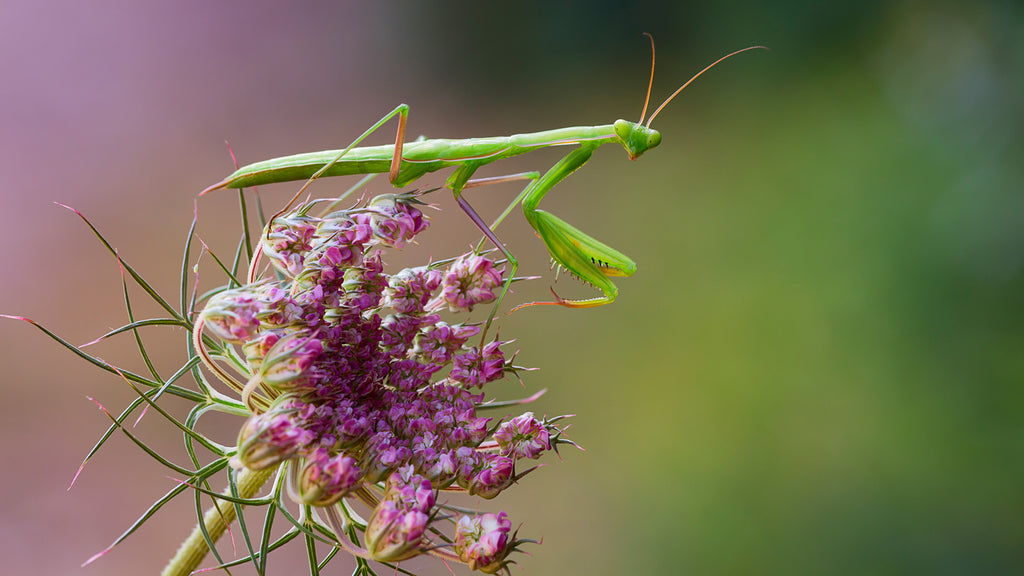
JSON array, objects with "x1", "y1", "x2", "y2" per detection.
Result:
[{"x1": 202, "y1": 38, "x2": 765, "y2": 336}]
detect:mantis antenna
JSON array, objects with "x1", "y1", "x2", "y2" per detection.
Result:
[
  {"x1": 638, "y1": 32, "x2": 657, "y2": 125},
  {"x1": 645, "y1": 44, "x2": 768, "y2": 128}
]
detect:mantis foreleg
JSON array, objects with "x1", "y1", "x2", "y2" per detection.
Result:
[{"x1": 518, "y1": 144, "x2": 637, "y2": 309}]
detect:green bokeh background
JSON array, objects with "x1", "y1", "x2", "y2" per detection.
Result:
[{"x1": 2, "y1": 1, "x2": 1022, "y2": 574}]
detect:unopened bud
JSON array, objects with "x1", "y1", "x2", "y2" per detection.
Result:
[
  {"x1": 454, "y1": 512, "x2": 514, "y2": 574},
  {"x1": 426, "y1": 254, "x2": 504, "y2": 313},
  {"x1": 296, "y1": 448, "x2": 362, "y2": 507},
  {"x1": 467, "y1": 455, "x2": 514, "y2": 499},
  {"x1": 200, "y1": 288, "x2": 262, "y2": 343},
  {"x1": 493, "y1": 412, "x2": 551, "y2": 460},
  {"x1": 364, "y1": 193, "x2": 429, "y2": 249},
  {"x1": 365, "y1": 467, "x2": 436, "y2": 561},
  {"x1": 236, "y1": 400, "x2": 309, "y2": 470},
  {"x1": 259, "y1": 331, "x2": 322, "y2": 390}
]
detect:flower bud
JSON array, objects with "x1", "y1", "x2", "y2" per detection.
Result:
[
  {"x1": 365, "y1": 467, "x2": 436, "y2": 561},
  {"x1": 467, "y1": 455, "x2": 514, "y2": 499},
  {"x1": 450, "y1": 340, "x2": 506, "y2": 388},
  {"x1": 363, "y1": 193, "x2": 429, "y2": 249},
  {"x1": 339, "y1": 253, "x2": 386, "y2": 312},
  {"x1": 493, "y1": 412, "x2": 551, "y2": 460},
  {"x1": 253, "y1": 283, "x2": 302, "y2": 328},
  {"x1": 360, "y1": 432, "x2": 412, "y2": 483},
  {"x1": 455, "y1": 446, "x2": 484, "y2": 489},
  {"x1": 236, "y1": 400, "x2": 311, "y2": 470},
  {"x1": 412, "y1": 321, "x2": 480, "y2": 366},
  {"x1": 261, "y1": 214, "x2": 317, "y2": 278},
  {"x1": 200, "y1": 287, "x2": 262, "y2": 343},
  {"x1": 454, "y1": 512, "x2": 514, "y2": 574},
  {"x1": 383, "y1": 266, "x2": 442, "y2": 314},
  {"x1": 426, "y1": 254, "x2": 504, "y2": 313},
  {"x1": 296, "y1": 448, "x2": 362, "y2": 507},
  {"x1": 258, "y1": 331, "x2": 322, "y2": 390},
  {"x1": 241, "y1": 330, "x2": 281, "y2": 373},
  {"x1": 365, "y1": 501, "x2": 431, "y2": 562}
]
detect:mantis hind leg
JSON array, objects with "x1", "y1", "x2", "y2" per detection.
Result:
[{"x1": 260, "y1": 104, "x2": 411, "y2": 228}]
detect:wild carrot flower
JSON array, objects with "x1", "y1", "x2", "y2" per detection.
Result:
[{"x1": 17, "y1": 187, "x2": 579, "y2": 576}]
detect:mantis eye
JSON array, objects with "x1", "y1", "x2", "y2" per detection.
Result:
[{"x1": 646, "y1": 130, "x2": 662, "y2": 150}]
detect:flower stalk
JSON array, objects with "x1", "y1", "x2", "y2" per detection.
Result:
[{"x1": 161, "y1": 467, "x2": 274, "y2": 576}]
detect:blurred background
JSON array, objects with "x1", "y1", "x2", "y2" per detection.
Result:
[{"x1": 2, "y1": 1, "x2": 1023, "y2": 574}]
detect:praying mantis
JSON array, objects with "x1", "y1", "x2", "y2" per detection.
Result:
[{"x1": 202, "y1": 38, "x2": 765, "y2": 335}]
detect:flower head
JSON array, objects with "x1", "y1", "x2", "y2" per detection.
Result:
[{"x1": 71, "y1": 187, "x2": 573, "y2": 575}]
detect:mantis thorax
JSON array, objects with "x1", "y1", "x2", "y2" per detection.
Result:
[{"x1": 613, "y1": 119, "x2": 662, "y2": 161}]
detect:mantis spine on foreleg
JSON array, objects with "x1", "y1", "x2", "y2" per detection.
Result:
[{"x1": 201, "y1": 39, "x2": 766, "y2": 339}]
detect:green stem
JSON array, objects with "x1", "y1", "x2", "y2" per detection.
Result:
[{"x1": 161, "y1": 466, "x2": 274, "y2": 576}]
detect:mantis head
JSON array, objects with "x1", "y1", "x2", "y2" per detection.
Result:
[{"x1": 613, "y1": 119, "x2": 662, "y2": 161}]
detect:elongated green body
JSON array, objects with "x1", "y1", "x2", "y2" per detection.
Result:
[
  {"x1": 201, "y1": 114, "x2": 652, "y2": 318},
  {"x1": 202, "y1": 114, "x2": 655, "y2": 320},
  {"x1": 206, "y1": 125, "x2": 620, "y2": 191}
]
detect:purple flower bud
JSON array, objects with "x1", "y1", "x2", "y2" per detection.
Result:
[
  {"x1": 340, "y1": 253, "x2": 386, "y2": 312},
  {"x1": 296, "y1": 448, "x2": 362, "y2": 506},
  {"x1": 455, "y1": 446, "x2": 484, "y2": 488},
  {"x1": 467, "y1": 454, "x2": 514, "y2": 499},
  {"x1": 316, "y1": 213, "x2": 373, "y2": 248},
  {"x1": 365, "y1": 467, "x2": 436, "y2": 561},
  {"x1": 259, "y1": 331, "x2": 322, "y2": 390},
  {"x1": 493, "y1": 412, "x2": 551, "y2": 460},
  {"x1": 454, "y1": 512, "x2": 514, "y2": 573},
  {"x1": 241, "y1": 330, "x2": 281, "y2": 373},
  {"x1": 330, "y1": 404, "x2": 370, "y2": 449},
  {"x1": 412, "y1": 322, "x2": 480, "y2": 366},
  {"x1": 380, "y1": 313, "x2": 427, "y2": 358},
  {"x1": 453, "y1": 409, "x2": 491, "y2": 446},
  {"x1": 200, "y1": 288, "x2": 262, "y2": 343},
  {"x1": 361, "y1": 432, "x2": 412, "y2": 483},
  {"x1": 236, "y1": 399, "x2": 313, "y2": 470},
  {"x1": 422, "y1": 449, "x2": 458, "y2": 487},
  {"x1": 383, "y1": 266, "x2": 442, "y2": 314},
  {"x1": 365, "y1": 501, "x2": 431, "y2": 562},
  {"x1": 450, "y1": 340, "x2": 506, "y2": 388},
  {"x1": 426, "y1": 254, "x2": 504, "y2": 313},
  {"x1": 261, "y1": 215, "x2": 318, "y2": 278},
  {"x1": 292, "y1": 243, "x2": 354, "y2": 305},
  {"x1": 251, "y1": 283, "x2": 303, "y2": 328},
  {"x1": 362, "y1": 193, "x2": 430, "y2": 249},
  {"x1": 386, "y1": 466, "x2": 436, "y2": 512}
]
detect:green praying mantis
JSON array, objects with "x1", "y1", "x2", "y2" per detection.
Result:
[{"x1": 202, "y1": 38, "x2": 765, "y2": 335}]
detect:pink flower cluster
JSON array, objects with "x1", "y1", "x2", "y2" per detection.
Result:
[{"x1": 196, "y1": 191, "x2": 567, "y2": 572}]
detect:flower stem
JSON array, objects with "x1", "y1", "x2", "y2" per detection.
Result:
[{"x1": 161, "y1": 466, "x2": 274, "y2": 576}]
